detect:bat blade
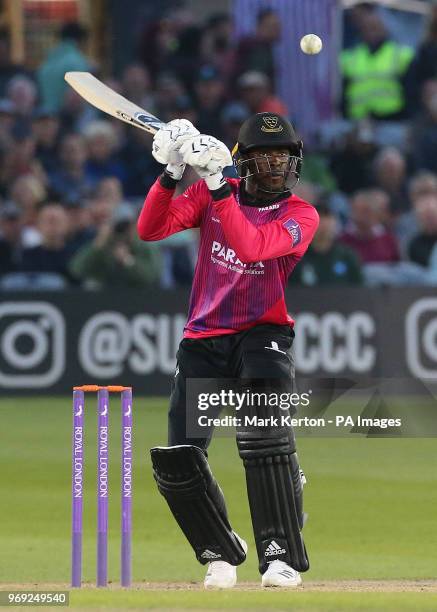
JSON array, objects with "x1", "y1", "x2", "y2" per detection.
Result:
[{"x1": 64, "y1": 71, "x2": 165, "y2": 135}]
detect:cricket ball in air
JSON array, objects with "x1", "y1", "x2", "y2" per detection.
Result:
[{"x1": 300, "y1": 34, "x2": 323, "y2": 55}]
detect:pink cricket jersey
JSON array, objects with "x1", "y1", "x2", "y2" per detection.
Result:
[{"x1": 138, "y1": 178, "x2": 319, "y2": 338}]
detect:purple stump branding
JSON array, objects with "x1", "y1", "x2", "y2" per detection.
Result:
[
  {"x1": 121, "y1": 388, "x2": 133, "y2": 587},
  {"x1": 71, "y1": 389, "x2": 84, "y2": 587},
  {"x1": 97, "y1": 388, "x2": 109, "y2": 587}
]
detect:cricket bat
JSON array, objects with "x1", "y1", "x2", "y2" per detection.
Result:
[{"x1": 64, "y1": 71, "x2": 164, "y2": 135}]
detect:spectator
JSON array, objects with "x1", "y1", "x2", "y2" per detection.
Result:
[
  {"x1": 234, "y1": 8, "x2": 281, "y2": 87},
  {"x1": 408, "y1": 193, "x2": 437, "y2": 267},
  {"x1": 0, "y1": 201, "x2": 23, "y2": 275},
  {"x1": 373, "y1": 147, "x2": 408, "y2": 215},
  {"x1": 9, "y1": 174, "x2": 46, "y2": 245},
  {"x1": 405, "y1": 3, "x2": 437, "y2": 115},
  {"x1": 292, "y1": 204, "x2": 362, "y2": 286},
  {"x1": 19, "y1": 202, "x2": 75, "y2": 282},
  {"x1": 48, "y1": 133, "x2": 94, "y2": 204},
  {"x1": 220, "y1": 102, "x2": 250, "y2": 150},
  {"x1": 329, "y1": 121, "x2": 378, "y2": 194},
  {"x1": 193, "y1": 65, "x2": 226, "y2": 138},
  {"x1": 1, "y1": 125, "x2": 46, "y2": 190},
  {"x1": 237, "y1": 71, "x2": 288, "y2": 116},
  {"x1": 165, "y1": 25, "x2": 207, "y2": 91},
  {"x1": 0, "y1": 98, "x2": 15, "y2": 151},
  {"x1": 37, "y1": 22, "x2": 91, "y2": 113},
  {"x1": 83, "y1": 120, "x2": 127, "y2": 187},
  {"x1": 202, "y1": 13, "x2": 235, "y2": 81},
  {"x1": 121, "y1": 64, "x2": 156, "y2": 112},
  {"x1": 70, "y1": 209, "x2": 161, "y2": 288},
  {"x1": 120, "y1": 128, "x2": 163, "y2": 197},
  {"x1": 6, "y1": 75, "x2": 38, "y2": 118},
  {"x1": 411, "y1": 79, "x2": 437, "y2": 174},
  {"x1": 64, "y1": 199, "x2": 94, "y2": 254},
  {"x1": 340, "y1": 189, "x2": 400, "y2": 263},
  {"x1": 154, "y1": 73, "x2": 187, "y2": 121},
  {"x1": 32, "y1": 108, "x2": 61, "y2": 174},
  {"x1": 340, "y1": 4, "x2": 413, "y2": 120}
]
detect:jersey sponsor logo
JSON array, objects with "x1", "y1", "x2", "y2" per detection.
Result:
[
  {"x1": 283, "y1": 218, "x2": 302, "y2": 246},
  {"x1": 212, "y1": 217, "x2": 221, "y2": 223},
  {"x1": 211, "y1": 241, "x2": 264, "y2": 275},
  {"x1": 258, "y1": 204, "x2": 280, "y2": 211}
]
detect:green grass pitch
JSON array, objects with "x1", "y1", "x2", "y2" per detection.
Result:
[{"x1": 0, "y1": 397, "x2": 436, "y2": 610}]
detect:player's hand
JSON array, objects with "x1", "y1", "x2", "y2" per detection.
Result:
[
  {"x1": 152, "y1": 119, "x2": 199, "y2": 180},
  {"x1": 180, "y1": 134, "x2": 232, "y2": 190}
]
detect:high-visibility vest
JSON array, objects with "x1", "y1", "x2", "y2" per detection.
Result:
[{"x1": 340, "y1": 41, "x2": 413, "y2": 119}]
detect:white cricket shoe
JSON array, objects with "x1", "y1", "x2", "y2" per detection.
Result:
[
  {"x1": 261, "y1": 560, "x2": 302, "y2": 588},
  {"x1": 203, "y1": 534, "x2": 248, "y2": 589}
]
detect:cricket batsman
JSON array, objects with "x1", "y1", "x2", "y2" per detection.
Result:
[{"x1": 137, "y1": 112, "x2": 319, "y2": 588}]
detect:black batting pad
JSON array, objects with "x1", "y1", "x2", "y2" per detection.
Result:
[
  {"x1": 150, "y1": 445, "x2": 246, "y2": 566},
  {"x1": 237, "y1": 422, "x2": 309, "y2": 573}
]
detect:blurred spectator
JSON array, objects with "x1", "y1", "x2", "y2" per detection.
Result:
[
  {"x1": 293, "y1": 181, "x2": 322, "y2": 207},
  {"x1": 234, "y1": 8, "x2": 281, "y2": 87},
  {"x1": 138, "y1": 16, "x2": 183, "y2": 81},
  {"x1": 154, "y1": 73, "x2": 187, "y2": 121},
  {"x1": 6, "y1": 75, "x2": 38, "y2": 118},
  {"x1": 408, "y1": 193, "x2": 437, "y2": 266},
  {"x1": 9, "y1": 175, "x2": 47, "y2": 244},
  {"x1": 37, "y1": 22, "x2": 91, "y2": 113},
  {"x1": 0, "y1": 98, "x2": 15, "y2": 151},
  {"x1": 292, "y1": 204, "x2": 363, "y2": 286},
  {"x1": 237, "y1": 71, "x2": 288, "y2": 116},
  {"x1": 0, "y1": 201, "x2": 23, "y2": 275},
  {"x1": 165, "y1": 25, "x2": 207, "y2": 91},
  {"x1": 83, "y1": 120, "x2": 127, "y2": 187},
  {"x1": 32, "y1": 108, "x2": 61, "y2": 174},
  {"x1": 340, "y1": 189, "x2": 400, "y2": 263},
  {"x1": 166, "y1": 94, "x2": 198, "y2": 125},
  {"x1": 373, "y1": 147, "x2": 408, "y2": 214},
  {"x1": 48, "y1": 133, "x2": 94, "y2": 204},
  {"x1": 1, "y1": 125, "x2": 46, "y2": 190},
  {"x1": 220, "y1": 102, "x2": 250, "y2": 150},
  {"x1": 202, "y1": 13, "x2": 235, "y2": 81},
  {"x1": 120, "y1": 128, "x2": 163, "y2": 197},
  {"x1": 405, "y1": 3, "x2": 437, "y2": 115},
  {"x1": 19, "y1": 202, "x2": 75, "y2": 282},
  {"x1": 64, "y1": 199, "x2": 94, "y2": 254},
  {"x1": 340, "y1": 4, "x2": 413, "y2": 120},
  {"x1": 329, "y1": 121, "x2": 378, "y2": 194},
  {"x1": 70, "y1": 209, "x2": 161, "y2": 288},
  {"x1": 121, "y1": 64, "x2": 156, "y2": 112},
  {"x1": 193, "y1": 66, "x2": 226, "y2": 138},
  {"x1": 411, "y1": 79, "x2": 437, "y2": 174},
  {"x1": 0, "y1": 27, "x2": 31, "y2": 97}
]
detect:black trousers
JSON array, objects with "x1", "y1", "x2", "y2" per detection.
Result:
[{"x1": 168, "y1": 324, "x2": 295, "y2": 448}]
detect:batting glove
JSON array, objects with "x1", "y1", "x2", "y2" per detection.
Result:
[
  {"x1": 179, "y1": 134, "x2": 233, "y2": 191},
  {"x1": 152, "y1": 119, "x2": 200, "y2": 180}
]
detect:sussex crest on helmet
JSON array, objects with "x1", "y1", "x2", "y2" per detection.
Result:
[{"x1": 261, "y1": 116, "x2": 283, "y2": 133}]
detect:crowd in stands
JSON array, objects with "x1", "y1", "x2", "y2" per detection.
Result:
[{"x1": 1, "y1": 2, "x2": 437, "y2": 290}]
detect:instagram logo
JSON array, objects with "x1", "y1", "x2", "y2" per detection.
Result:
[
  {"x1": 406, "y1": 298, "x2": 437, "y2": 379},
  {"x1": 0, "y1": 302, "x2": 65, "y2": 387}
]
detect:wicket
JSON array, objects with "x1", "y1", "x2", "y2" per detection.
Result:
[{"x1": 71, "y1": 385, "x2": 133, "y2": 588}]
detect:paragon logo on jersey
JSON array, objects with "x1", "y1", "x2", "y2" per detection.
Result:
[
  {"x1": 211, "y1": 241, "x2": 265, "y2": 275},
  {"x1": 283, "y1": 218, "x2": 302, "y2": 247}
]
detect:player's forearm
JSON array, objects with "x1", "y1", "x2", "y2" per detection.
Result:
[{"x1": 137, "y1": 174, "x2": 179, "y2": 241}]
